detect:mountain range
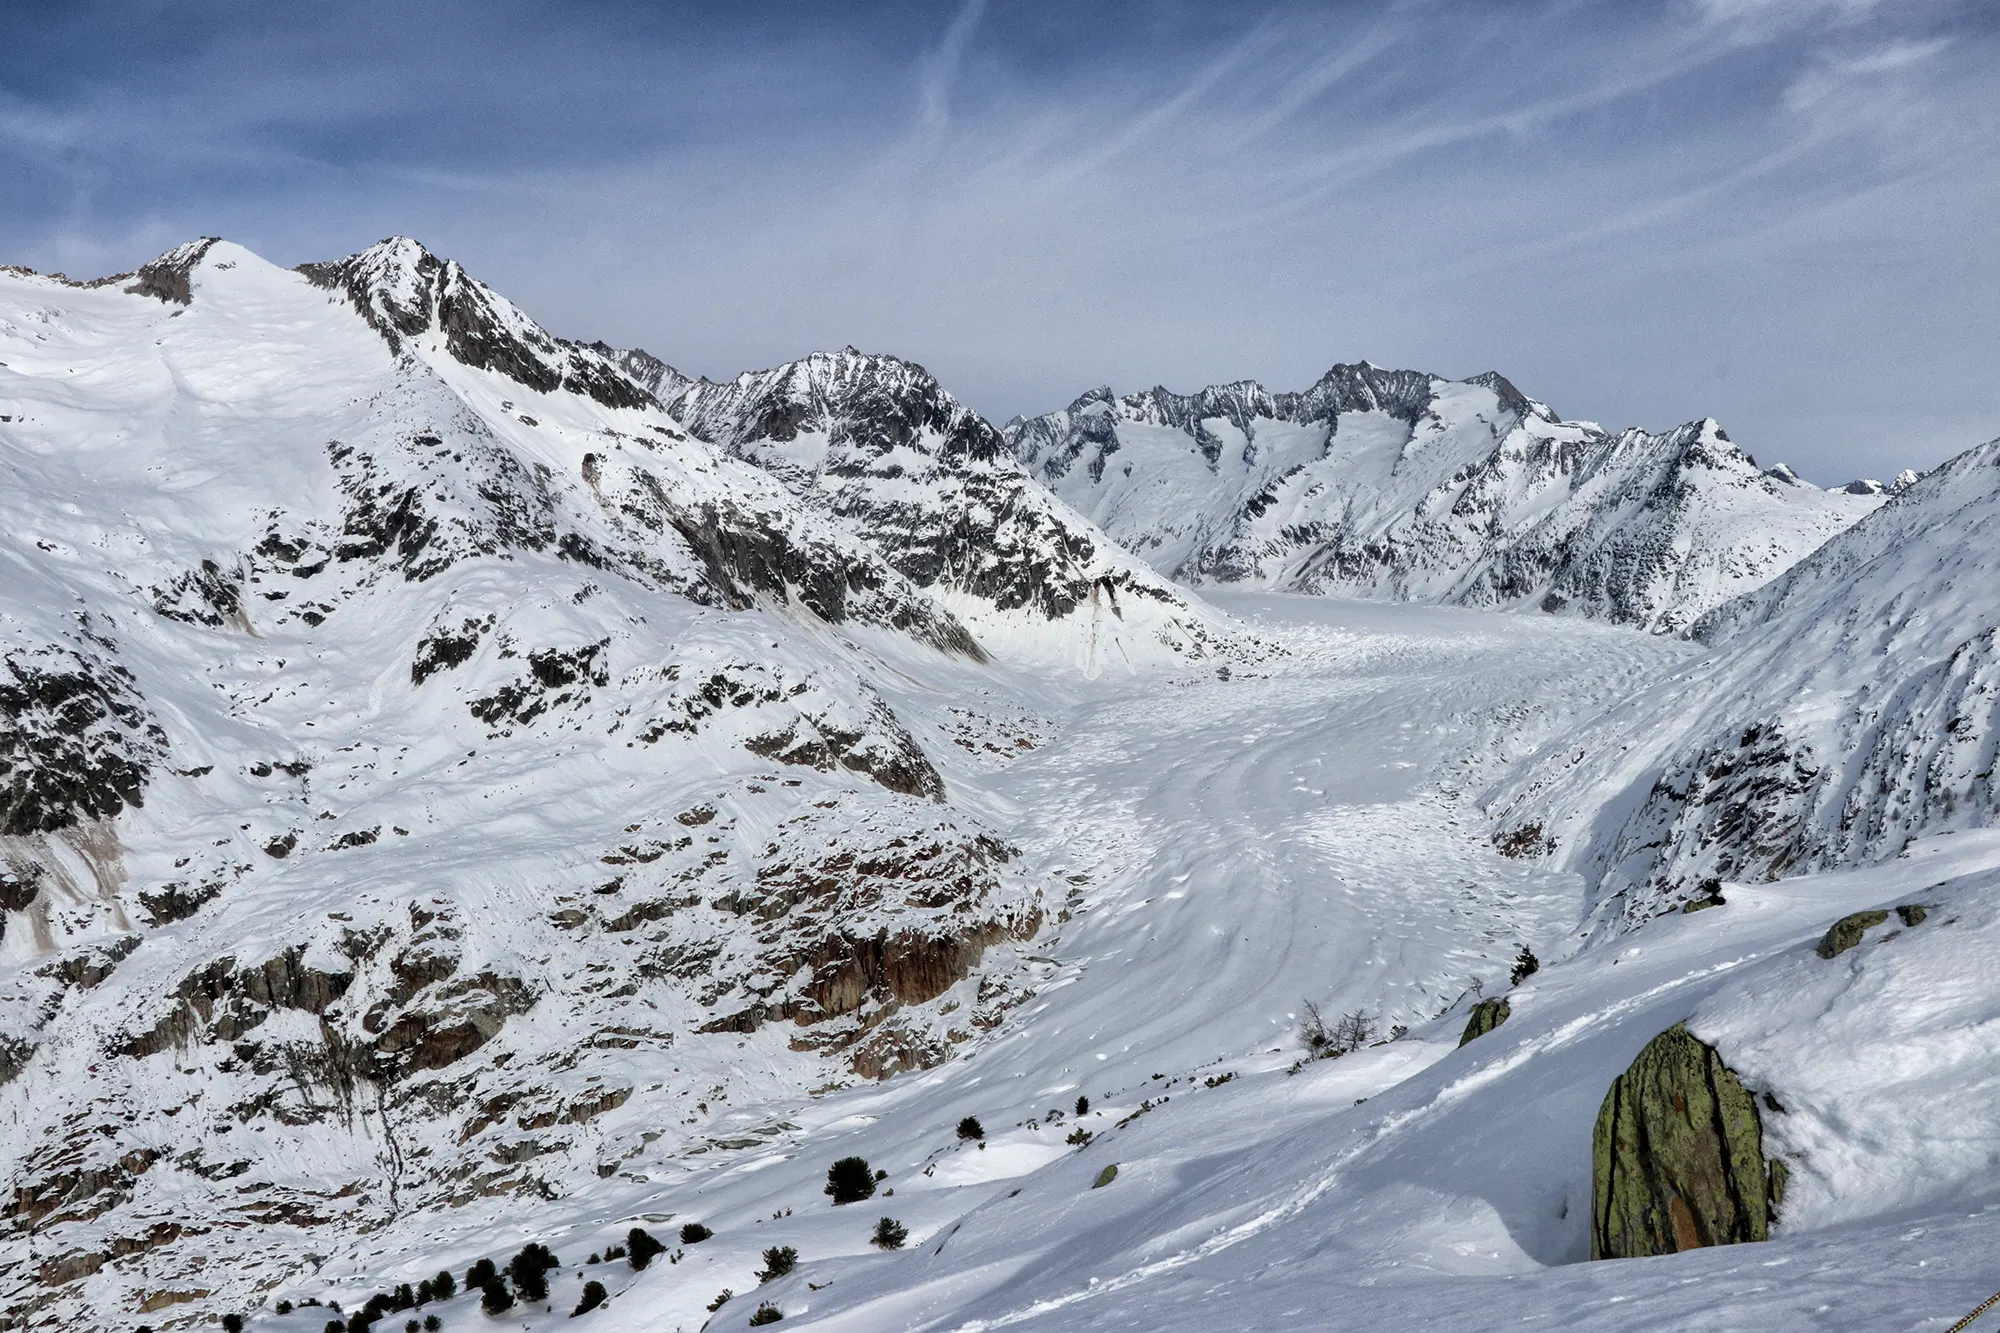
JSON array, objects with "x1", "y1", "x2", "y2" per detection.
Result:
[{"x1": 3, "y1": 237, "x2": 1995, "y2": 1333}]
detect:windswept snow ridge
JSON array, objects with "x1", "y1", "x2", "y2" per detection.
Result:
[{"x1": 1007, "y1": 365, "x2": 1885, "y2": 632}]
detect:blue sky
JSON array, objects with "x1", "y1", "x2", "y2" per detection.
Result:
[{"x1": 4, "y1": 0, "x2": 1995, "y2": 480}]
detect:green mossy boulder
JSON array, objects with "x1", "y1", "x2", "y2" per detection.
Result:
[
  {"x1": 1815, "y1": 910, "x2": 1889, "y2": 959},
  {"x1": 1591, "y1": 1025, "x2": 1780, "y2": 1260},
  {"x1": 1458, "y1": 997, "x2": 1510, "y2": 1047}
]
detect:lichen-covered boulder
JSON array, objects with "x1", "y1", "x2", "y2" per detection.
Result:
[
  {"x1": 1591, "y1": 1025, "x2": 1780, "y2": 1259},
  {"x1": 1458, "y1": 997, "x2": 1511, "y2": 1046},
  {"x1": 1816, "y1": 910, "x2": 1889, "y2": 959}
]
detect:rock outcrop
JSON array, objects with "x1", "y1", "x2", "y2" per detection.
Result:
[
  {"x1": 1457, "y1": 997, "x2": 1510, "y2": 1046},
  {"x1": 1592, "y1": 1025, "x2": 1784, "y2": 1259}
]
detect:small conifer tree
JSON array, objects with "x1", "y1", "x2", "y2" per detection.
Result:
[
  {"x1": 825, "y1": 1156, "x2": 875, "y2": 1204},
  {"x1": 480, "y1": 1280, "x2": 514, "y2": 1315},
  {"x1": 679, "y1": 1221, "x2": 713, "y2": 1245},
  {"x1": 465, "y1": 1258, "x2": 497, "y2": 1291},
  {"x1": 871, "y1": 1217, "x2": 908, "y2": 1250},
  {"x1": 432, "y1": 1270, "x2": 456, "y2": 1301},
  {"x1": 1510, "y1": 946, "x2": 1540, "y2": 987},
  {"x1": 1075, "y1": 1094, "x2": 1090, "y2": 1116},
  {"x1": 508, "y1": 1242, "x2": 559, "y2": 1302},
  {"x1": 627, "y1": 1226, "x2": 666, "y2": 1269},
  {"x1": 956, "y1": 1116, "x2": 984, "y2": 1141},
  {"x1": 748, "y1": 1302, "x2": 785, "y2": 1326},
  {"x1": 756, "y1": 1245, "x2": 798, "y2": 1284},
  {"x1": 572, "y1": 1279, "x2": 608, "y2": 1316}
]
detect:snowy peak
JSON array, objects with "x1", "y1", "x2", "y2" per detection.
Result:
[
  {"x1": 1292, "y1": 360, "x2": 1441, "y2": 423},
  {"x1": 1008, "y1": 363, "x2": 1885, "y2": 632},
  {"x1": 662, "y1": 349, "x2": 1241, "y2": 671},
  {"x1": 298, "y1": 237, "x2": 652, "y2": 409}
]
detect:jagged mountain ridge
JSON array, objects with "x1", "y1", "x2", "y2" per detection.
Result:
[
  {"x1": 1490, "y1": 434, "x2": 2000, "y2": 929},
  {"x1": 0, "y1": 239, "x2": 1057, "y2": 1324},
  {"x1": 1007, "y1": 364, "x2": 1891, "y2": 632},
  {"x1": 658, "y1": 350, "x2": 1241, "y2": 671}
]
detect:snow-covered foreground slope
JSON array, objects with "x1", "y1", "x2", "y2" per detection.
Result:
[
  {"x1": 178, "y1": 596, "x2": 2000, "y2": 1333},
  {"x1": 1494, "y1": 437, "x2": 2000, "y2": 930},
  {"x1": 1007, "y1": 367, "x2": 1890, "y2": 632},
  {"x1": 659, "y1": 353, "x2": 1239, "y2": 673}
]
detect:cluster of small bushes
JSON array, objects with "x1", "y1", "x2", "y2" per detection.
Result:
[
  {"x1": 292, "y1": 1272, "x2": 454, "y2": 1332},
  {"x1": 1299, "y1": 1001, "x2": 1377, "y2": 1060},
  {"x1": 270, "y1": 1228, "x2": 701, "y2": 1330}
]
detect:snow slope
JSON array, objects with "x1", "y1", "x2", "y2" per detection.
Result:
[
  {"x1": 200, "y1": 597, "x2": 2000, "y2": 1333},
  {"x1": 1493, "y1": 435, "x2": 2000, "y2": 929},
  {"x1": 1007, "y1": 366, "x2": 1887, "y2": 632},
  {"x1": 660, "y1": 353, "x2": 1241, "y2": 672}
]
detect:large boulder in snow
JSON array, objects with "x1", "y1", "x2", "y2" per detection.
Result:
[
  {"x1": 1592, "y1": 1025, "x2": 1783, "y2": 1259},
  {"x1": 1457, "y1": 997, "x2": 1510, "y2": 1046}
]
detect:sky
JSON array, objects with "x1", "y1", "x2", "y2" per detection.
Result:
[{"x1": 3, "y1": 0, "x2": 1996, "y2": 482}]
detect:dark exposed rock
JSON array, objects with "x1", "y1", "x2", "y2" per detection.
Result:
[
  {"x1": 0, "y1": 644, "x2": 166, "y2": 837},
  {"x1": 469, "y1": 641, "x2": 609, "y2": 727},
  {"x1": 1816, "y1": 904, "x2": 1927, "y2": 957},
  {"x1": 1458, "y1": 997, "x2": 1510, "y2": 1046},
  {"x1": 0, "y1": 1034, "x2": 37, "y2": 1086},
  {"x1": 370, "y1": 971, "x2": 535, "y2": 1076},
  {"x1": 411, "y1": 617, "x2": 490, "y2": 684},
  {"x1": 1592, "y1": 1025, "x2": 1781, "y2": 1260},
  {"x1": 150, "y1": 559, "x2": 246, "y2": 627},
  {"x1": 299, "y1": 238, "x2": 654, "y2": 409},
  {"x1": 125, "y1": 238, "x2": 219, "y2": 305},
  {"x1": 662, "y1": 500, "x2": 986, "y2": 660},
  {"x1": 138, "y1": 880, "x2": 221, "y2": 926},
  {"x1": 662, "y1": 351, "x2": 1199, "y2": 638}
]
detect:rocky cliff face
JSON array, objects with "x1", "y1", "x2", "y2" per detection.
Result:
[
  {"x1": 660, "y1": 351, "x2": 1242, "y2": 672},
  {"x1": 0, "y1": 241, "x2": 1047, "y2": 1325},
  {"x1": 1007, "y1": 364, "x2": 1887, "y2": 633},
  {"x1": 1491, "y1": 437, "x2": 2000, "y2": 930}
]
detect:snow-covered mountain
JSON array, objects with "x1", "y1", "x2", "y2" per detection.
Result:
[
  {"x1": 1007, "y1": 365, "x2": 1889, "y2": 632},
  {"x1": 659, "y1": 352, "x2": 1238, "y2": 671},
  {"x1": 6, "y1": 235, "x2": 1998, "y2": 1333},
  {"x1": 1491, "y1": 433, "x2": 2000, "y2": 931},
  {"x1": 0, "y1": 239, "x2": 1057, "y2": 1324}
]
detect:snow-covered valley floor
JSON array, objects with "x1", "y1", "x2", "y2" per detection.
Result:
[{"x1": 247, "y1": 595, "x2": 2000, "y2": 1333}]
